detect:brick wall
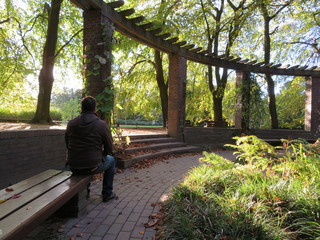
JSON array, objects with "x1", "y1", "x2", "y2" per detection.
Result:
[
  {"x1": 184, "y1": 127, "x2": 239, "y2": 148},
  {"x1": 0, "y1": 129, "x2": 66, "y2": 189},
  {"x1": 184, "y1": 127, "x2": 318, "y2": 149},
  {"x1": 83, "y1": 9, "x2": 113, "y2": 97}
]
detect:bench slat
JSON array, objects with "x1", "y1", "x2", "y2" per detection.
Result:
[
  {"x1": 0, "y1": 174, "x2": 91, "y2": 240},
  {"x1": 0, "y1": 169, "x2": 63, "y2": 201},
  {"x1": 0, "y1": 171, "x2": 72, "y2": 220}
]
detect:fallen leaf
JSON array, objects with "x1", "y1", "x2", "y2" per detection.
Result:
[
  {"x1": 5, "y1": 187, "x2": 13, "y2": 192},
  {"x1": 139, "y1": 231, "x2": 145, "y2": 234},
  {"x1": 274, "y1": 196, "x2": 281, "y2": 201},
  {"x1": 116, "y1": 169, "x2": 124, "y2": 173},
  {"x1": 150, "y1": 202, "x2": 161, "y2": 207},
  {"x1": 76, "y1": 232, "x2": 83, "y2": 237},
  {"x1": 144, "y1": 218, "x2": 159, "y2": 228},
  {"x1": 73, "y1": 224, "x2": 80, "y2": 228},
  {"x1": 11, "y1": 194, "x2": 21, "y2": 199},
  {"x1": 0, "y1": 200, "x2": 6, "y2": 204}
]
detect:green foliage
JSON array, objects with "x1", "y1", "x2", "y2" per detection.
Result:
[
  {"x1": 113, "y1": 34, "x2": 162, "y2": 121},
  {"x1": 277, "y1": 77, "x2": 305, "y2": 129},
  {"x1": 0, "y1": 0, "x2": 83, "y2": 121},
  {"x1": 95, "y1": 77, "x2": 115, "y2": 120},
  {"x1": 1, "y1": 0, "x2": 318, "y2": 128},
  {"x1": 248, "y1": 74, "x2": 269, "y2": 129},
  {"x1": 226, "y1": 135, "x2": 280, "y2": 167},
  {"x1": 186, "y1": 62, "x2": 213, "y2": 123},
  {"x1": 51, "y1": 88, "x2": 81, "y2": 121},
  {"x1": 160, "y1": 136, "x2": 320, "y2": 239}
]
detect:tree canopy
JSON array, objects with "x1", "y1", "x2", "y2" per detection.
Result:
[{"x1": 0, "y1": 0, "x2": 318, "y2": 128}]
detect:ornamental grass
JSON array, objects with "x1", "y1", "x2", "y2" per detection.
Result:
[{"x1": 158, "y1": 136, "x2": 320, "y2": 240}]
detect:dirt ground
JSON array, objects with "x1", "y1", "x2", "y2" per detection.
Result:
[{"x1": 0, "y1": 122, "x2": 167, "y2": 135}]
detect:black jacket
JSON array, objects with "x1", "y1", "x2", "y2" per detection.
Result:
[{"x1": 65, "y1": 112, "x2": 113, "y2": 169}]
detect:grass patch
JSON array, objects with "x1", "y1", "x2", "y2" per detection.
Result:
[
  {"x1": 0, "y1": 107, "x2": 62, "y2": 121},
  {"x1": 158, "y1": 136, "x2": 320, "y2": 240}
]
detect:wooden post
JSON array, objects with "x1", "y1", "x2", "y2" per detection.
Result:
[
  {"x1": 305, "y1": 76, "x2": 320, "y2": 133},
  {"x1": 168, "y1": 53, "x2": 187, "y2": 140}
]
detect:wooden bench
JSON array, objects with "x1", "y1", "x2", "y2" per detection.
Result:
[
  {"x1": 0, "y1": 169, "x2": 91, "y2": 240},
  {"x1": 204, "y1": 120, "x2": 228, "y2": 128}
]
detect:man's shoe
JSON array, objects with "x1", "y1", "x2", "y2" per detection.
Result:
[{"x1": 102, "y1": 192, "x2": 116, "y2": 202}]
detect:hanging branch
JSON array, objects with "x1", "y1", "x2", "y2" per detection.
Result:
[
  {"x1": 0, "y1": 18, "x2": 10, "y2": 24},
  {"x1": 285, "y1": 40, "x2": 320, "y2": 55},
  {"x1": 54, "y1": 28, "x2": 83, "y2": 58}
]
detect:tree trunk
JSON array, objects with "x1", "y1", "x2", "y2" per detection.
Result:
[
  {"x1": 154, "y1": 50, "x2": 168, "y2": 127},
  {"x1": 262, "y1": 6, "x2": 278, "y2": 129},
  {"x1": 266, "y1": 74, "x2": 278, "y2": 128},
  {"x1": 32, "y1": 0, "x2": 62, "y2": 124},
  {"x1": 213, "y1": 95, "x2": 223, "y2": 121}
]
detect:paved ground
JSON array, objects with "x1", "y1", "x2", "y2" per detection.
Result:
[
  {"x1": 25, "y1": 151, "x2": 236, "y2": 240},
  {"x1": 0, "y1": 122, "x2": 167, "y2": 135}
]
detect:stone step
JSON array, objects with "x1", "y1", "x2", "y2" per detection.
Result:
[
  {"x1": 127, "y1": 137, "x2": 177, "y2": 145},
  {"x1": 124, "y1": 142, "x2": 187, "y2": 154},
  {"x1": 117, "y1": 145, "x2": 202, "y2": 168},
  {"x1": 120, "y1": 134, "x2": 168, "y2": 140}
]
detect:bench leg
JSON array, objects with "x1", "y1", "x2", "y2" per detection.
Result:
[{"x1": 55, "y1": 187, "x2": 89, "y2": 218}]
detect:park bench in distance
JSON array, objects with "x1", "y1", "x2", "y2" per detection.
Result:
[{"x1": 0, "y1": 169, "x2": 91, "y2": 240}]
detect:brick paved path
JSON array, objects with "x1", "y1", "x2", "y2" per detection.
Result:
[{"x1": 26, "y1": 151, "x2": 236, "y2": 240}]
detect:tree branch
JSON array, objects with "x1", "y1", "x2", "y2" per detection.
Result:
[
  {"x1": 10, "y1": 17, "x2": 36, "y2": 65},
  {"x1": 270, "y1": 0, "x2": 293, "y2": 20},
  {"x1": 0, "y1": 18, "x2": 10, "y2": 24},
  {"x1": 285, "y1": 40, "x2": 320, "y2": 55},
  {"x1": 54, "y1": 28, "x2": 83, "y2": 58},
  {"x1": 200, "y1": 0, "x2": 212, "y2": 42}
]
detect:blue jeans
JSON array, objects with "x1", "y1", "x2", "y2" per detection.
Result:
[
  {"x1": 70, "y1": 155, "x2": 116, "y2": 197},
  {"x1": 92, "y1": 155, "x2": 116, "y2": 197}
]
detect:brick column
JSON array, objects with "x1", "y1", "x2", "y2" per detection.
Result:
[
  {"x1": 305, "y1": 76, "x2": 320, "y2": 133},
  {"x1": 168, "y1": 53, "x2": 187, "y2": 140},
  {"x1": 235, "y1": 71, "x2": 251, "y2": 132},
  {"x1": 83, "y1": 9, "x2": 114, "y2": 119}
]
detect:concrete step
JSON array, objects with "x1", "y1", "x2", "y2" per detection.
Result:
[
  {"x1": 127, "y1": 137, "x2": 177, "y2": 145},
  {"x1": 117, "y1": 145, "x2": 202, "y2": 168},
  {"x1": 120, "y1": 134, "x2": 168, "y2": 140},
  {"x1": 124, "y1": 142, "x2": 187, "y2": 154}
]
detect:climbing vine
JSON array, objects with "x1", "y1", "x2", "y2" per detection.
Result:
[{"x1": 82, "y1": 21, "x2": 115, "y2": 121}]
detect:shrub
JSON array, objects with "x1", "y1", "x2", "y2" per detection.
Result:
[{"x1": 158, "y1": 136, "x2": 320, "y2": 240}]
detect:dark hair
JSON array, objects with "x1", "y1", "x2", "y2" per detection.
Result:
[{"x1": 81, "y1": 96, "x2": 96, "y2": 112}]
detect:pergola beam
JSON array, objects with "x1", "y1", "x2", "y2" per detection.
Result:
[{"x1": 70, "y1": 0, "x2": 320, "y2": 77}]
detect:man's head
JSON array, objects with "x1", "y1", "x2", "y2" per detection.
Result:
[{"x1": 81, "y1": 96, "x2": 96, "y2": 112}]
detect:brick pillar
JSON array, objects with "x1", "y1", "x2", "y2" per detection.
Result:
[
  {"x1": 235, "y1": 71, "x2": 251, "y2": 132},
  {"x1": 168, "y1": 53, "x2": 187, "y2": 140},
  {"x1": 83, "y1": 9, "x2": 114, "y2": 119},
  {"x1": 305, "y1": 76, "x2": 320, "y2": 133}
]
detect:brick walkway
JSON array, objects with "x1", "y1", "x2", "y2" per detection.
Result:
[{"x1": 26, "y1": 151, "x2": 236, "y2": 240}]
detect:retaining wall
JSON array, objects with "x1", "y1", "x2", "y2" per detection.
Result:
[
  {"x1": 0, "y1": 129, "x2": 66, "y2": 189},
  {"x1": 183, "y1": 127, "x2": 318, "y2": 149},
  {"x1": 183, "y1": 127, "x2": 240, "y2": 148}
]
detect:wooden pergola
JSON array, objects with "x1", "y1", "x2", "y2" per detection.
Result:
[{"x1": 71, "y1": 0, "x2": 320, "y2": 139}]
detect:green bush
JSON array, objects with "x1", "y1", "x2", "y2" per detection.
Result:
[{"x1": 159, "y1": 136, "x2": 320, "y2": 240}]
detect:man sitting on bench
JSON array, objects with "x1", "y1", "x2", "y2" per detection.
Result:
[{"x1": 65, "y1": 96, "x2": 116, "y2": 202}]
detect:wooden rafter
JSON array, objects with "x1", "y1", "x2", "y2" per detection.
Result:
[{"x1": 70, "y1": 0, "x2": 320, "y2": 77}]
